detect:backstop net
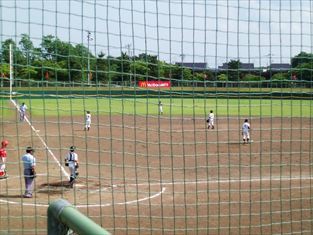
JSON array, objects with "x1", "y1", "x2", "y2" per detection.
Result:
[{"x1": 0, "y1": 0, "x2": 312, "y2": 234}]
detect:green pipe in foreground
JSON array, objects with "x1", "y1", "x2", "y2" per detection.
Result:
[{"x1": 48, "y1": 199, "x2": 111, "y2": 235}]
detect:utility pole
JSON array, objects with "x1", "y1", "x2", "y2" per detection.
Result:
[
  {"x1": 125, "y1": 44, "x2": 132, "y2": 57},
  {"x1": 180, "y1": 53, "x2": 185, "y2": 64},
  {"x1": 125, "y1": 44, "x2": 132, "y2": 86},
  {"x1": 87, "y1": 31, "x2": 93, "y2": 85},
  {"x1": 266, "y1": 53, "x2": 274, "y2": 69}
]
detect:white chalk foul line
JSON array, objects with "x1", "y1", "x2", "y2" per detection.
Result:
[
  {"x1": 10, "y1": 99, "x2": 70, "y2": 180},
  {"x1": 76, "y1": 187, "x2": 166, "y2": 208},
  {"x1": 0, "y1": 174, "x2": 166, "y2": 208},
  {"x1": 133, "y1": 176, "x2": 313, "y2": 187},
  {"x1": 0, "y1": 184, "x2": 166, "y2": 208},
  {"x1": 1, "y1": 174, "x2": 312, "y2": 208}
]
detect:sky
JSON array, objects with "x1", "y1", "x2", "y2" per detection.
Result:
[{"x1": 0, "y1": 0, "x2": 312, "y2": 68}]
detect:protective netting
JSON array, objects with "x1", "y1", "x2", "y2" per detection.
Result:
[{"x1": 0, "y1": 1, "x2": 313, "y2": 234}]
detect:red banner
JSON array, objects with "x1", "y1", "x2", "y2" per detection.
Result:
[{"x1": 138, "y1": 81, "x2": 171, "y2": 88}]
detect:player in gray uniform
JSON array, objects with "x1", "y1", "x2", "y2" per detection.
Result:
[
  {"x1": 65, "y1": 146, "x2": 79, "y2": 187},
  {"x1": 242, "y1": 119, "x2": 251, "y2": 144},
  {"x1": 22, "y1": 147, "x2": 36, "y2": 198}
]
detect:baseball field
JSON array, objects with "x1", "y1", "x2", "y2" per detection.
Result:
[{"x1": 0, "y1": 97, "x2": 312, "y2": 234}]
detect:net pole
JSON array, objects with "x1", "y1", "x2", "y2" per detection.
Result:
[{"x1": 9, "y1": 43, "x2": 13, "y2": 100}]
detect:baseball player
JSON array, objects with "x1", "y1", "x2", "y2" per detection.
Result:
[
  {"x1": 242, "y1": 119, "x2": 251, "y2": 144},
  {"x1": 65, "y1": 146, "x2": 79, "y2": 187},
  {"x1": 84, "y1": 111, "x2": 91, "y2": 131},
  {"x1": 207, "y1": 110, "x2": 215, "y2": 129},
  {"x1": 0, "y1": 140, "x2": 9, "y2": 178},
  {"x1": 19, "y1": 102, "x2": 27, "y2": 121},
  {"x1": 158, "y1": 101, "x2": 163, "y2": 115},
  {"x1": 22, "y1": 146, "x2": 36, "y2": 198}
]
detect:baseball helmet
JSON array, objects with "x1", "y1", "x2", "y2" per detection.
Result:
[
  {"x1": 26, "y1": 146, "x2": 34, "y2": 153},
  {"x1": 1, "y1": 140, "x2": 9, "y2": 147},
  {"x1": 69, "y1": 146, "x2": 76, "y2": 152}
]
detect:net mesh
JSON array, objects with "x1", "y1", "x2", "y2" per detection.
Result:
[{"x1": 0, "y1": 0, "x2": 313, "y2": 234}]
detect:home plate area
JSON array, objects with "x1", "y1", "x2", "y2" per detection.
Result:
[
  {"x1": 35, "y1": 178, "x2": 164, "y2": 206},
  {"x1": 37, "y1": 178, "x2": 117, "y2": 194}
]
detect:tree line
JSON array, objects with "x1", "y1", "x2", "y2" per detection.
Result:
[{"x1": 0, "y1": 34, "x2": 312, "y2": 86}]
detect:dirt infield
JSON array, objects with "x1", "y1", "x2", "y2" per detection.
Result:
[{"x1": 0, "y1": 112, "x2": 312, "y2": 234}]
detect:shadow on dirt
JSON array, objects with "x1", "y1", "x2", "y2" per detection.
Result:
[
  {"x1": 0, "y1": 194, "x2": 25, "y2": 198},
  {"x1": 37, "y1": 181, "x2": 72, "y2": 194}
]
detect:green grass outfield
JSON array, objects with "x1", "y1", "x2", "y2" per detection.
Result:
[{"x1": 1, "y1": 98, "x2": 312, "y2": 118}]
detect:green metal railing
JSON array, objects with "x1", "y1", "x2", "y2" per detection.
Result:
[{"x1": 48, "y1": 199, "x2": 110, "y2": 235}]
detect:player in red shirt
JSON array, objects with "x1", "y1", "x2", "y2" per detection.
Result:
[{"x1": 0, "y1": 140, "x2": 9, "y2": 178}]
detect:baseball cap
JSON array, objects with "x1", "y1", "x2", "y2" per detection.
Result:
[{"x1": 26, "y1": 146, "x2": 34, "y2": 152}]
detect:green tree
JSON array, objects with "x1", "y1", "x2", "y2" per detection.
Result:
[
  {"x1": 218, "y1": 73, "x2": 228, "y2": 81},
  {"x1": 19, "y1": 34, "x2": 40, "y2": 63},
  {"x1": 290, "y1": 52, "x2": 313, "y2": 81},
  {"x1": 19, "y1": 66, "x2": 37, "y2": 79},
  {"x1": 271, "y1": 73, "x2": 288, "y2": 80},
  {"x1": 227, "y1": 60, "x2": 241, "y2": 81},
  {"x1": 33, "y1": 59, "x2": 65, "y2": 81},
  {"x1": 70, "y1": 43, "x2": 91, "y2": 82},
  {"x1": 0, "y1": 63, "x2": 10, "y2": 77},
  {"x1": 158, "y1": 62, "x2": 177, "y2": 79},
  {"x1": 270, "y1": 72, "x2": 290, "y2": 88},
  {"x1": 114, "y1": 52, "x2": 131, "y2": 82},
  {"x1": 217, "y1": 73, "x2": 228, "y2": 87},
  {"x1": 242, "y1": 74, "x2": 265, "y2": 81},
  {"x1": 1, "y1": 39, "x2": 26, "y2": 79},
  {"x1": 193, "y1": 71, "x2": 215, "y2": 81},
  {"x1": 137, "y1": 53, "x2": 158, "y2": 79},
  {"x1": 0, "y1": 64, "x2": 10, "y2": 87},
  {"x1": 181, "y1": 68, "x2": 193, "y2": 81},
  {"x1": 290, "y1": 63, "x2": 313, "y2": 81},
  {"x1": 40, "y1": 35, "x2": 92, "y2": 82},
  {"x1": 1, "y1": 39, "x2": 16, "y2": 63},
  {"x1": 95, "y1": 52, "x2": 108, "y2": 83},
  {"x1": 203, "y1": 70, "x2": 215, "y2": 81},
  {"x1": 41, "y1": 35, "x2": 56, "y2": 60},
  {"x1": 130, "y1": 60, "x2": 150, "y2": 81},
  {"x1": 291, "y1": 51, "x2": 313, "y2": 68},
  {"x1": 193, "y1": 72, "x2": 205, "y2": 81}
]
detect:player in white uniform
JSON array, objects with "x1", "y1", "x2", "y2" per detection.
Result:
[
  {"x1": 19, "y1": 103, "x2": 27, "y2": 121},
  {"x1": 242, "y1": 119, "x2": 251, "y2": 143},
  {"x1": 207, "y1": 110, "x2": 214, "y2": 129},
  {"x1": 158, "y1": 101, "x2": 163, "y2": 115},
  {"x1": 65, "y1": 146, "x2": 79, "y2": 188},
  {"x1": 84, "y1": 111, "x2": 91, "y2": 131}
]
